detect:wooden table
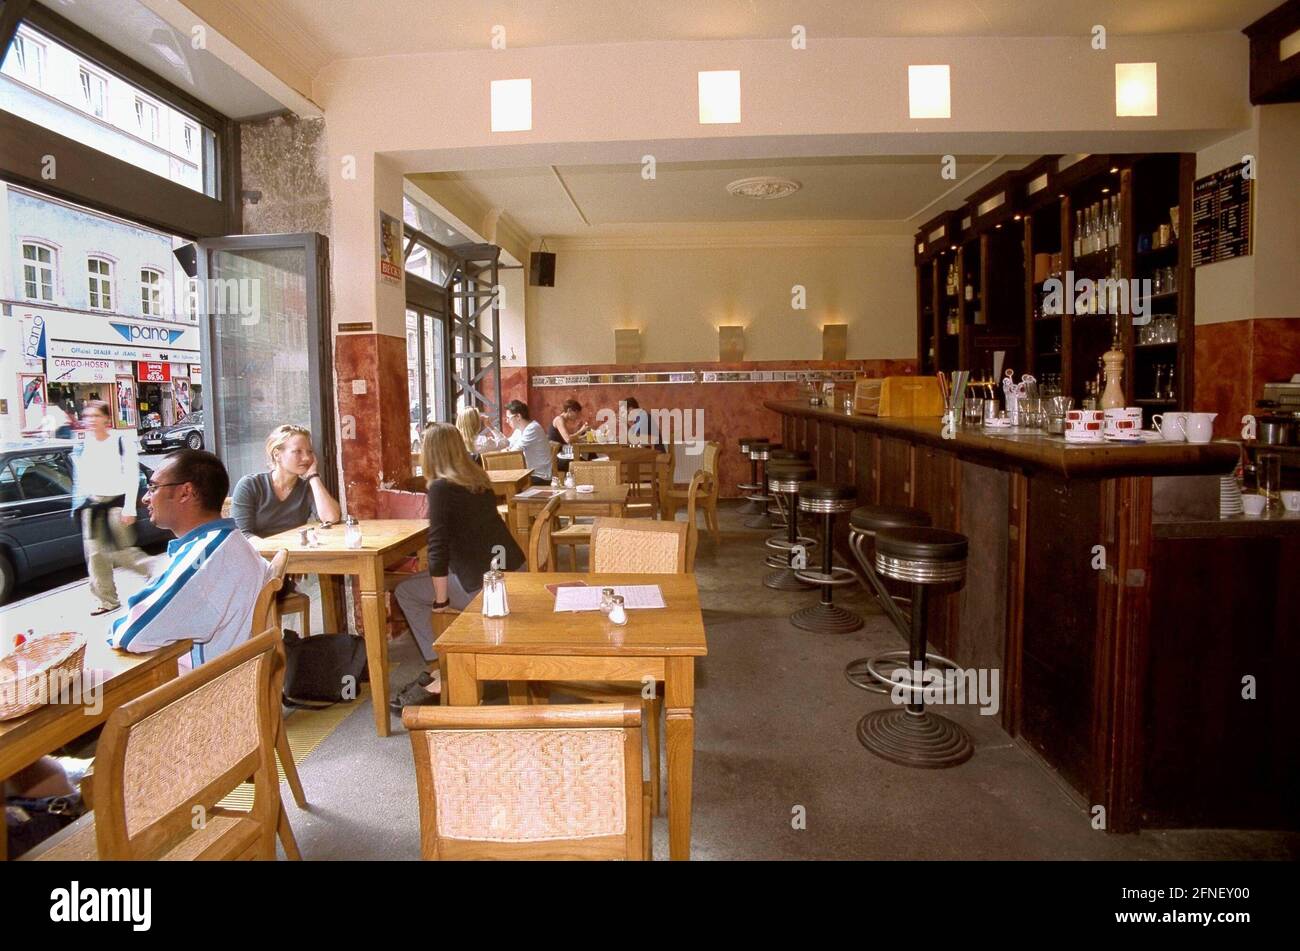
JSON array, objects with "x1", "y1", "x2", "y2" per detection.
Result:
[
  {"x1": 253, "y1": 519, "x2": 427, "y2": 738},
  {"x1": 510, "y1": 485, "x2": 629, "y2": 549},
  {"x1": 434, "y1": 572, "x2": 707, "y2": 860},
  {"x1": 488, "y1": 468, "x2": 533, "y2": 504},
  {"x1": 0, "y1": 637, "x2": 190, "y2": 860}
]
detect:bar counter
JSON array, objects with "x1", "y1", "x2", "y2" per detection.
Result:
[{"x1": 767, "y1": 399, "x2": 1299, "y2": 833}]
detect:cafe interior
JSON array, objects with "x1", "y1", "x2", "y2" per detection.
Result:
[{"x1": 2, "y1": 0, "x2": 1299, "y2": 864}]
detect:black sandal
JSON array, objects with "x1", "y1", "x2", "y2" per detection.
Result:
[
  {"x1": 90, "y1": 605, "x2": 119, "y2": 617},
  {"x1": 389, "y1": 672, "x2": 441, "y2": 712}
]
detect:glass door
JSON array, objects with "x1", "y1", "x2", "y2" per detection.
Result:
[{"x1": 193, "y1": 233, "x2": 334, "y2": 492}]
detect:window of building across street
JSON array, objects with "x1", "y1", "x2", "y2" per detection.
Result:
[
  {"x1": 140, "y1": 267, "x2": 163, "y2": 315},
  {"x1": 134, "y1": 96, "x2": 159, "y2": 142},
  {"x1": 22, "y1": 243, "x2": 56, "y2": 301},
  {"x1": 87, "y1": 256, "x2": 113, "y2": 310},
  {"x1": 3, "y1": 30, "x2": 45, "y2": 87}
]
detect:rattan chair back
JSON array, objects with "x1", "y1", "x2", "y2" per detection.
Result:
[
  {"x1": 481, "y1": 450, "x2": 526, "y2": 472},
  {"x1": 590, "y1": 517, "x2": 688, "y2": 574},
  {"x1": 570, "y1": 459, "x2": 621, "y2": 488}
]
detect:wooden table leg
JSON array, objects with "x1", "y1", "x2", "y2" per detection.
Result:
[
  {"x1": 358, "y1": 558, "x2": 391, "y2": 737},
  {"x1": 664, "y1": 656, "x2": 696, "y2": 860},
  {"x1": 445, "y1": 652, "x2": 482, "y2": 706},
  {"x1": 513, "y1": 503, "x2": 532, "y2": 550},
  {"x1": 319, "y1": 574, "x2": 343, "y2": 633}
]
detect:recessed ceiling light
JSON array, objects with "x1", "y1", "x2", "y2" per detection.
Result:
[
  {"x1": 698, "y1": 70, "x2": 741, "y2": 124},
  {"x1": 1110, "y1": 167, "x2": 1119, "y2": 174},
  {"x1": 1115, "y1": 63, "x2": 1157, "y2": 117},
  {"x1": 1101, "y1": 187, "x2": 1110, "y2": 193},
  {"x1": 725, "y1": 176, "x2": 801, "y2": 200},
  {"x1": 490, "y1": 78, "x2": 532, "y2": 132},
  {"x1": 908, "y1": 65, "x2": 951, "y2": 119}
]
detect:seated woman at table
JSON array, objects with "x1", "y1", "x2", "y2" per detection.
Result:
[
  {"x1": 455, "y1": 406, "x2": 508, "y2": 459},
  {"x1": 548, "y1": 398, "x2": 589, "y2": 473},
  {"x1": 505, "y1": 399, "x2": 553, "y2": 484},
  {"x1": 392, "y1": 423, "x2": 526, "y2": 707},
  {"x1": 230, "y1": 424, "x2": 341, "y2": 539},
  {"x1": 622, "y1": 396, "x2": 665, "y2": 451}
]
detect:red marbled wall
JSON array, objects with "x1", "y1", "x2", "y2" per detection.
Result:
[
  {"x1": 1195, "y1": 318, "x2": 1300, "y2": 438},
  {"x1": 523, "y1": 359, "x2": 916, "y2": 496},
  {"x1": 335, "y1": 332, "x2": 413, "y2": 517},
  {"x1": 500, "y1": 366, "x2": 529, "y2": 412}
]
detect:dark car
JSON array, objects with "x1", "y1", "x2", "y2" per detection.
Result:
[
  {"x1": 141, "y1": 411, "x2": 204, "y2": 452},
  {"x1": 0, "y1": 439, "x2": 168, "y2": 603}
]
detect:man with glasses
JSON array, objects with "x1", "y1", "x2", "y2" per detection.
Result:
[
  {"x1": 107, "y1": 449, "x2": 270, "y2": 670},
  {"x1": 504, "y1": 400, "x2": 552, "y2": 485}
]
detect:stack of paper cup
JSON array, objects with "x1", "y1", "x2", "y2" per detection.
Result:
[{"x1": 1219, "y1": 475, "x2": 1243, "y2": 517}]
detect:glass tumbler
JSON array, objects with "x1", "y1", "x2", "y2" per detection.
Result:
[
  {"x1": 964, "y1": 397, "x2": 984, "y2": 427},
  {"x1": 1258, "y1": 452, "x2": 1282, "y2": 514}
]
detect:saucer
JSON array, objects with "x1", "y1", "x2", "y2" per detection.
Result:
[
  {"x1": 1064, "y1": 431, "x2": 1104, "y2": 443},
  {"x1": 574, "y1": 484, "x2": 596, "y2": 493}
]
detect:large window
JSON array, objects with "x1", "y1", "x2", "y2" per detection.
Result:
[
  {"x1": 406, "y1": 307, "x2": 449, "y2": 446},
  {"x1": 22, "y1": 242, "x2": 56, "y2": 301},
  {"x1": 79, "y1": 67, "x2": 107, "y2": 119},
  {"x1": 87, "y1": 256, "x2": 114, "y2": 310},
  {"x1": 139, "y1": 267, "x2": 163, "y2": 316},
  {"x1": 2, "y1": 31, "x2": 44, "y2": 88}
]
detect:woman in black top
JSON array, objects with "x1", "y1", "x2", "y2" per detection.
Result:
[
  {"x1": 392, "y1": 423, "x2": 524, "y2": 706},
  {"x1": 547, "y1": 398, "x2": 589, "y2": 472}
]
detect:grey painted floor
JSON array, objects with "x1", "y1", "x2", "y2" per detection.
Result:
[{"x1": 281, "y1": 504, "x2": 1300, "y2": 861}]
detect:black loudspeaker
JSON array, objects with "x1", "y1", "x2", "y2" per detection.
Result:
[
  {"x1": 173, "y1": 243, "x2": 198, "y2": 278},
  {"x1": 529, "y1": 251, "x2": 556, "y2": 287}
]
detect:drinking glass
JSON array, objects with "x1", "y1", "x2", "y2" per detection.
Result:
[
  {"x1": 964, "y1": 397, "x2": 984, "y2": 427},
  {"x1": 1259, "y1": 452, "x2": 1282, "y2": 513}
]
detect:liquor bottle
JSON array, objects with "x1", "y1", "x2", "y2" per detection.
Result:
[{"x1": 1073, "y1": 210, "x2": 1083, "y2": 258}]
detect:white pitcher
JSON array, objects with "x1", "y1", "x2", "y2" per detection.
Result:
[{"x1": 1182, "y1": 412, "x2": 1217, "y2": 444}]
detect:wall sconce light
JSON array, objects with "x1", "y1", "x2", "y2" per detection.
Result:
[
  {"x1": 698, "y1": 70, "x2": 741, "y2": 124},
  {"x1": 491, "y1": 78, "x2": 532, "y2": 132},
  {"x1": 615, "y1": 328, "x2": 642, "y2": 365},
  {"x1": 718, "y1": 325, "x2": 745, "y2": 362},
  {"x1": 822, "y1": 324, "x2": 848, "y2": 362},
  {"x1": 1115, "y1": 63, "x2": 1157, "y2": 117},
  {"x1": 908, "y1": 65, "x2": 951, "y2": 119}
]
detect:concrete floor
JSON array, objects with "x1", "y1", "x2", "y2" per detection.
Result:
[{"x1": 281, "y1": 503, "x2": 1299, "y2": 861}]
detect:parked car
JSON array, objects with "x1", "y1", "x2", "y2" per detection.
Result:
[
  {"x1": 140, "y1": 412, "x2": 204, "y2": 452},
  {"x1": 0, "y1": 439, "x2": 168, "y2": 603}
]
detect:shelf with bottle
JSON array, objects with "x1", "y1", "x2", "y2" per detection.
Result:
[{"x1": 1071, "y1": 192, "x2": 1123, "y2": 261}]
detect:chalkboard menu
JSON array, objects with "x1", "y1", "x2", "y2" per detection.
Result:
[{"x1": 1192, "y1": 162, "x2": 1253, "y2": 267}]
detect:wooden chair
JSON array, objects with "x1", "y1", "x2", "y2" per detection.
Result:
[
  {"x1": 223, "y1": 494, "x2": 311, "y2": 632},
  {"x1": 548, "y1": 439, "x2": 562, "y2": 479},
  {"x1": 403, "y1": 702, "x2": 650, "y2": 860},
  {"x1": 26, "y1": 631, "x2": 285, "y2": 861},
  {"x1": 527, "y1": 494, "x2": 563, "y2": 572},
  {"x1": 543, "y1": 516, "x2": 689, "y2": 814},
  {"x1": 683, "y1": 469, "x2": 712, "y2": 571},
  {"x1": 551, "y1": 460, "x2": 622, "y2": 570},
  {"x1": 481, "y1": 449, "x2": 525, "y2": 471},
  {"x1": 661, "y1": 441, "x2": 720, "y2": 543},
  {"x1": 250, "y1": 551, "x2": 306, "y2": 859}
]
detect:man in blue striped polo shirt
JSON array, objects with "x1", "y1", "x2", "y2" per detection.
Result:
[{"x1": 108, "y1": 450, "x2": 271, "y2": 670}]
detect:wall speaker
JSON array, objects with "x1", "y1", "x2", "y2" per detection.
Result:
[
  {"x1": 529, "y1": 251, "x2": 556, "y2": 286},
  {"x1": 173, "y1": 243, "x2": 198, "y2": 278}
]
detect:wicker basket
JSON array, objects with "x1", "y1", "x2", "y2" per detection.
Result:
[{"x1": 0, "y1": 632, "x2": 87, "y2": 721}]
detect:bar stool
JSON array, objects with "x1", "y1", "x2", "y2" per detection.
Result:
[
  {"x1": 842, "y1": 504, "x2": 931, "y2": 692},
  {"x1": 790, "y1": 482, "x2": 862, "y2": 633},
  {"x1": 763, "y1": 461, "x2": 817, "y2": 590},
  {"x1": 764, "y1": 449, "x2": 809, "y2": 528},
  {"x1": 856, "y1": 527, "x2": 973, "y2": 769},
  {"x1": 737, "y1": 437, "x2": 766, "y2": 515},
  {"x1": 743, "y1": 442, "x2": 780, "y2": 529}
]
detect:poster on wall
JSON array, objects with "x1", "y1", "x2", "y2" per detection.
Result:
[
  {"x1": 19, "y1": 373, "x2": 47, "y2": 433},
  {"x1": 378, "y1": 211, "x2": 403, "y2": 284},
  {"x1": 173, "y1": 377, "x2": 192, "y2": 421},
  {"x1": 114, "y1": 376, "x2": 138, "y2": 429}
]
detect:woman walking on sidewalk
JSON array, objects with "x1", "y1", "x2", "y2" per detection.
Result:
[{"x1": 72, "y1": 400, "x2": 149, "y2": 616}]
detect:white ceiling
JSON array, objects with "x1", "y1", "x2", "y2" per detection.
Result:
[
  {"x1": 414, "y1": 154, "x2": 1035, "y2": 239},
  {"x1": 248, "y1": 0, "x2": 1277, "y2": 67},
  {"x1": 41, "y1": 0, "x2": 286, "y2": 118}
]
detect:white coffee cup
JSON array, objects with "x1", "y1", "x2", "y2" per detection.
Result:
[
  {"x1": 1182, "y1": 412, "x2": 1218, "y2": 444},
  {"x1": 1242, "y1": 494, "x2": 1266, "y2": 517},
  {"x1": 1282, "y1": 490, "x2": 1300, "y2": 513},
  {"x1": 1152, "y1": 412, "x2": 1186, "y2": 441}
]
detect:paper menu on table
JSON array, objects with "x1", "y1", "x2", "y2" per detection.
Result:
[{"x1": 553, "y1": 584, "x2": 666, "y2": 612}]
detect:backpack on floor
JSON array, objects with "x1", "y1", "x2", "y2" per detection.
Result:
[{"x1": 280, "y1": 630, "x2": 369, "y2": 708}]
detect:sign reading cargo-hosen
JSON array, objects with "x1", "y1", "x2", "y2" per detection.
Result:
[{"x1": 138, "y1": 361, "x2": 171, "y2": 383}]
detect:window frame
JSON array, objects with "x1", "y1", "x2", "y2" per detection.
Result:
[
  {"x1": 87, "y1": 255, "x2": 114, "y2": 310},
  {"x1": 5, "y1": 29, "x2": 46, "y2": 88},
  {"x1": 133, "y1": 96, "x2": 160, "y2": 143},
  {"x1": 21, "y1": 241, "x2": 56, "y2": 302},
  {"x1": 78, "y1": 64, "x2": 108, "y2": 119},
  {"x1": 139, "y1": 266, "x2": 163, "y2": 316}
]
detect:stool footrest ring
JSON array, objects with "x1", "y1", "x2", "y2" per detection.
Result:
[
  {"x1": 765, "y1": 534, "x2": 817, "y2": 551},
  {"x1": 794, "y1": 566, "x2": 858, "y2": 587},
  {"x1": 843, "y1": 650, "x2": 961, "y2": 695}
]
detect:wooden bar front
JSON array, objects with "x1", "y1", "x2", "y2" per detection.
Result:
[{"x1": 767, "y1": 399, "x2": 1300, "y2": 833}]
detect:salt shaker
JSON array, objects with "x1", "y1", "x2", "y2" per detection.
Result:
[
  {"x1": 599, "y1": 587, "x2": 616, "y2": 615},
  {"x1": 343, "y1": 516, "x2": 363, "y2": 550},
  {"x1": 564, "y1": 469, "x2": 575, "y2": 489},
  {"x1": 608, "y1": 595, "x2": 627, "y2": 625},
  {"x1": 550, "y1": 475, "x2": 561, "y2": 489},
  {"x1": 481, "y1": 570, "x2": 510, "y2": 617}
]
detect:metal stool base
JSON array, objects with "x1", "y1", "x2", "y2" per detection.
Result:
[
  {"x1": 765, "y1": 534, "x2": 816, "y2": 552},
  {"x1": 790, "y1": 601, "x2": 863, "y2": 634},
  {"x1": 843, "y1": 650, "x2": 960, "y2": 695},
  {"x1": 856, "y1": 709, "x2": 973, "y2": 769},
  {"x1": 764, "y1": 567, "x2": 815, "y2": 591},
  {"x1": 794, "y1": 566, "x2": 858, "y2": 587}
]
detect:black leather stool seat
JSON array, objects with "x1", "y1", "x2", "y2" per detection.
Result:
[
  {"x1": 769, "y1": 449, "x2": 810, "y2": 461},
  {"x1": 849, "y1": 504, "x2": 931, "y2": 534},
  {"x1": 875, "y1": 527, "x2": 967, "y2": 563},
  {"x1": 768, "y1": 462, "x2": 815, "y2": 483},
  {"x1": 798, "y1": 482, "x2": 857, "y2": 502},
  {"x1": 739, "y1": 437, "x2": 768, "y2": 451}
]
